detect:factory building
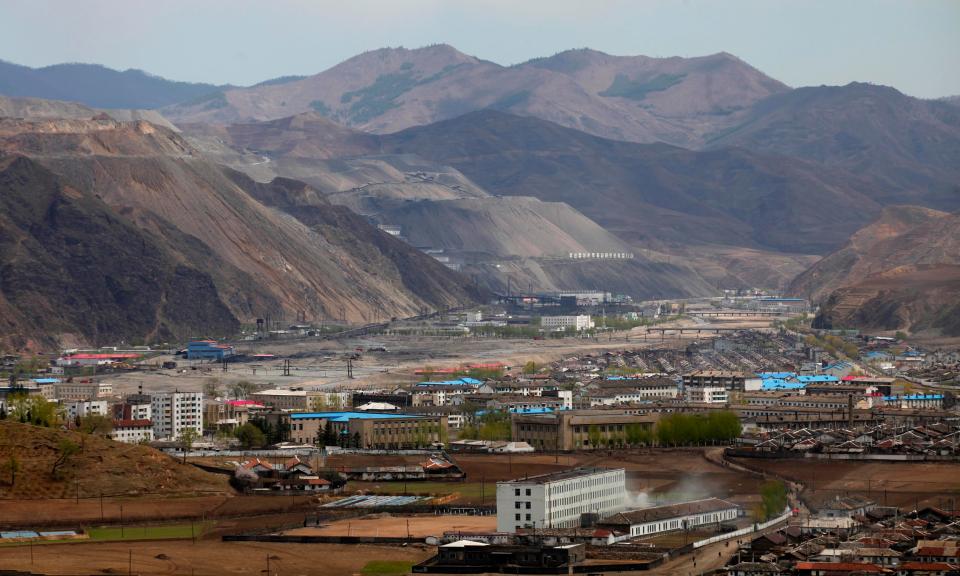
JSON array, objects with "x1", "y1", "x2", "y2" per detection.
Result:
[
  {"x1": 496, "y1": 468, "x2": 627, "y2": 532},
  {"x1": 186, "y1": 340, "x2": 235, "y2": 361}
]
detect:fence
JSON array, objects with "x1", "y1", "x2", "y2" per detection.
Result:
[{"x1": 692, "y1": 508, "x2": 791, "y2": 549}]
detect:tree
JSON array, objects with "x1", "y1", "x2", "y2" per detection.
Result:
[
  {"x1": 760, "y1": 480, "x2": 788, "y2": 521},
  {"x1": 79, "y1": 415, "x2": 114, "y2": 437},
  {"x1": 895, "y1": 331, "x2": 908, "y2": 341},
  {"x1": 202, "y1": 378, "x2": 222, "y2": 399},
  {"x1": 51, "y1": 438, "x2": 79, "y2": 478},
  {"x1": 235, "y1": 422, "x2": 266, "y2": 449},
  {"x1": 522, "y1": 361, "x2": 537, "y2": 375},
  {"x1": 230, "y1": 380, "x2": 258, "y2": 400},
  {"x1": 2, "y1": 454, "x2": 19, "y2": 486},
  {"x1": 179, "y1": 428, "x2": 199, "y2": 464},
  {"x1": 588, "y1": 425, "x2": 602, "y2": 449}
]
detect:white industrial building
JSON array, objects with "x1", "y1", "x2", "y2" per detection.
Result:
[
  {"x1": 496, "y1": 467, "x2": 626, "y2": 532},
  {"x1": 540, "y1": 315, "x2": 595, "y2": 332},
  {"x1": 150, "y1": 391, "x2": 203, "y2": 440}
]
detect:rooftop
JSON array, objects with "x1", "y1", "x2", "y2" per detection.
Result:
[
  {"x1": 601, "y1": 497, "x2": 739, "y2": 526},
  {"x1": 498, "y1": 467, "x2": 623, "y2": 485},
  {"x1": 289, "y1": 411, "x2": 429, "y2": 421}
]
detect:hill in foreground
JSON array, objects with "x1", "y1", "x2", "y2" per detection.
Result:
[{"x1": 0, "y1": 420, "x2": 230, "y2": 499}]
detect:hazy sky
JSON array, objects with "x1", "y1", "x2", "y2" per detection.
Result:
[{"x1": 2, "y1": 0, "x2": 958, "y2": 98}]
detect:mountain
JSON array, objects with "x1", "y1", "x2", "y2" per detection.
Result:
[
  {"x1": 788, "y1": 206, "x2": 951, "y2": 301},
  {"x1": 0, "y1": 95, "x2": 179, "y2": 131},
  {"x1": 0, "y1": 113, "x2": 484, "y2": 349},
  {"x1": 706, "y1": 83, "x2": 960, "y2": 210},
  {"x1": 180, "y1": 113, "x2": 718, "y2": 298},
  {"x1": 0, "y1": 60, "x2": 228, "y2": 110},
  {"x1": 0, "y1": 155, "x2": 238, "y2": 350},
  {"x1": 791, "y1": 207, "x2": 960, "y2": 336},
  {"x1": 163, "y1": 45, "x2": 787, "y2": 147},
  {"x1": 377, "y1": 110, "x2": 884, "y2": 255}
]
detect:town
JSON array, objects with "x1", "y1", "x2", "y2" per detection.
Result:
[{"x1": 1, "y1": 297, "x2": 958, "y2": 575}]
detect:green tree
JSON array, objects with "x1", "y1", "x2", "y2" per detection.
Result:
[
  {"x1": 235, "y1": 422, "x2": 266, "y2": 449},
  {"x1": 179, "y1": 428, "x2": 199, "y2": 464},
  {"x1": 2, "y1": 454, "x2": 19, "y2": 486},
  {"x1": 760, "y1": 480, "x2": 788, "y2": 521},
  {"x1": 895, "y1": 331, "x2": 907, "y2": 341},
  {"x1": 522, "y1": 361, "x2": 537, "y2": 375},
  {"x1": 588, "y1": 425, "x2": 601, "y2": 449}
]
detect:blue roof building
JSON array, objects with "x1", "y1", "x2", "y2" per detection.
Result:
[{"x1": 187, "y1": 340, "x2": 235, "y2": 360}]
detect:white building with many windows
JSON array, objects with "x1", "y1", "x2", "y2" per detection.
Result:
[
  {"x1": 64, "y1": 399, "x2": 108, "y2": 420},
  {"x1": 684, "y1": 386, "x2": 729, "y2": 404},
  {"x1": 110, "y1": 419, "x2": 154, "y2": 444},
  {"x1": 599, "y1": 498, "x2": 740, "y2": 539},
  {"x1": 150, "y1": 391, "x2": 203, "y2": 440},
  {"x1": 496, "y1": 467, "x2": 626, "y2": 532},
  {"x1": 540, "y1": 315, "x2": 595, "y2": 332}
]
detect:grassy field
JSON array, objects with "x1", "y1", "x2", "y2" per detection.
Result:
[
  {"x1": 88, "y1": 522, "x2": 213, "y2": 541},
  {"x1": 362, "y1": 560, "x2": 415, "y2": 574}
]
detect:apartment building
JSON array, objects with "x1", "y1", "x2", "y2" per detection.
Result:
[
  {"x1": 496, "y1": 467, "x2": 626, "y2": 532},
  {"x1": 110, "y1": 419, "x2": 154, "y2": 444},
  {"x1": 685, "y1": 386, "x2": 729, "y2": 404},
  {"x1": 150, "y1": 391, "x2": 203, "y2": 440}
]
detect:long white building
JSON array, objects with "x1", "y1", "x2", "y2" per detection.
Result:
[
  {"x1": 496, "y1": 467, "x2": 626, "y2": 532},
  {"x1": 540, "y1": 315, "x2": 595, "y2": 332},
  {"x1": 150, "y1": 391, "x2": 203, "y2": 440}
]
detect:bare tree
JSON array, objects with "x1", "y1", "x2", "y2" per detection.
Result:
[{"x1": 51, "y1": 438, "x2": 78, "y2": 479}]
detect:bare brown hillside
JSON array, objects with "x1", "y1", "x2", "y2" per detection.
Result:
[
  {"x1": 798, "y1": 208, "x2": 960, "y2": 336},
  {"x1": 0, "y1": 420, "x2": 230, "y2": 500},
  {"x1": 0, "y1": 115, "x2": 484, "y2": 348}
]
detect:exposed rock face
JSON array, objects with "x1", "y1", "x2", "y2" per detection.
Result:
[
  {"x1": 0, "y1": 115, "x2": 485, "y2": 349},
  {"x1": 0, "y1": 155, "x2": 238, "y2": 349},
  {"x1": 795, "y1": 207, "x2": 960, "y2": 336}
]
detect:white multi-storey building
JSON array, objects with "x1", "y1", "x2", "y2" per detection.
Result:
[
  {"x1": 150, "y1": 391, "x2": 203, "y2": 440},
  {"x1": 684, "y1": 386, "x2": 729, "y2": 404},
  {"x1": 110, "y1": 419, "x2": 154, "y2": 444},
  {"x1": 540, "y1": 315, "x2": 595, "y2": 332},
  {"x1": 65, "y1": 400, "x2": 109, "y2": 420},
  {"x1": 496, "y1": 467, "x2": 626, "y2": 532}
]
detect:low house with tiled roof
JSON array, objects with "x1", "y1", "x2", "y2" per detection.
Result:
[
  {"x1": 794, "y1": 561, "x2": 888, "y2": 575},
  {"x1": 895, "y1": 561, "x2": 958, "y2": 575}
]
